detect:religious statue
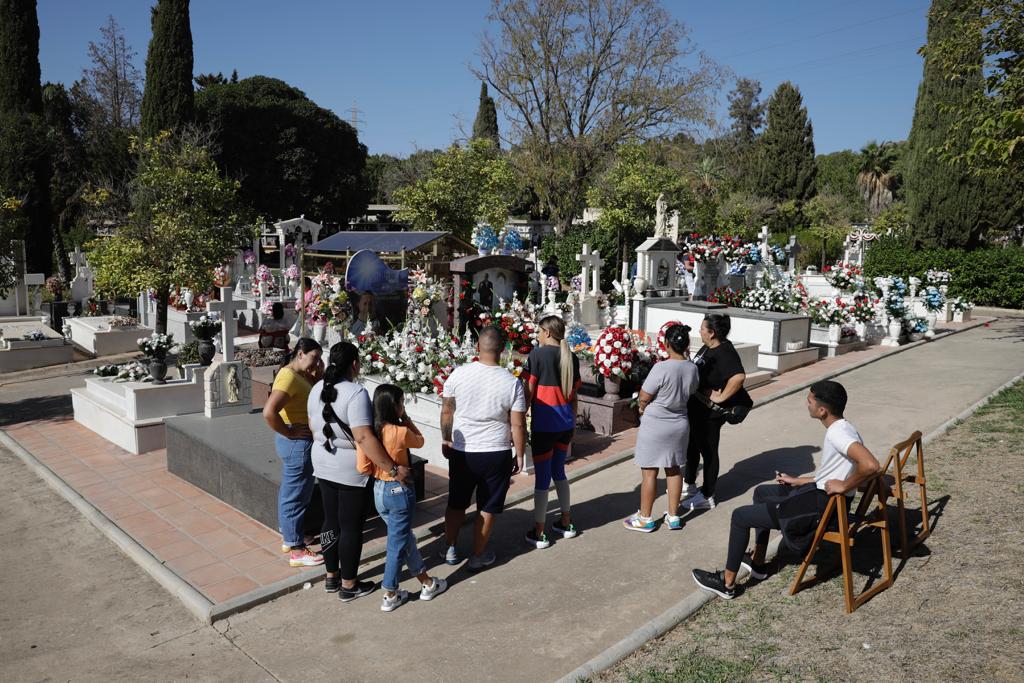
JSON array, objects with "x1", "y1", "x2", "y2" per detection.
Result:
[
  {"x1": 226, "y1": 365, "x2": 240, "y2": 403},
  {"x1": 654, "y1": 193, "x2": 668, "y2": 238}
]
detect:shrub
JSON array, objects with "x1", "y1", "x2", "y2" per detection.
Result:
[
  {"x1": 539, "y1": 222, "x2": 619, "y2": 292},
  {"x1": 863, "y1": 235, "x2": 1024, "y2": 309}
]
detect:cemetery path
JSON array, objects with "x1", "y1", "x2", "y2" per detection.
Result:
[
  {"x1": 211, "y1": 316, "x2": 1024, "y2": 682},
  {"x1": 1, "y1": 315, "x2": 1022, "y2": 682}
]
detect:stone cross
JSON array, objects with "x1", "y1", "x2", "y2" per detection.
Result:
[
  {"x1": 590, "y1": 249, "x2": 604, "y2": 295},
  {"x1": 206, "y1": 286, "x2": 246, "y2": 362},
  {"x1": 576, "y1": 243, "x2": 601, "y2": 301},
  {"x1": 758, "y1": 225, "x2": 771, "y2": 263},
  {"x1": 785, "y1": 235, "x2": 800, "y2": 273}
]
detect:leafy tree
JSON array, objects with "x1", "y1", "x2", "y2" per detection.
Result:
[
  {"x1": 140, "y1": 0, "x2": 194, "y2": 138},
  {"x1": 924, "y1": 0, "x2": 1022, "y2": 175},
  {"x1": 476, "y1": 0, "x2": 720, "y2": 233},
  {"x1": 906, "y1": 0, "x2": 986, "y2": 248},
  {"x1": 539, "y1": 221, "x2": 619, "y2": 290},
  {"x1": 856, "y1": 141, "x2": 900, "y2": 215},
  {"x1": 472, "y1": 82, "x2": 500, "y2": 148},
  {"x1": 873, "y1": 201, "x2": 910, "y2": 237},
  {"x1": 0, "y1": 0, "x2": 53, "y2": 275},
  {"x1": 196, "y1": 76, "x2": 369, "y2": 222},
  {"x1": 719, "y1": 191, "x2": 774, "y2": 238},
  {"x1": 803, "y1": 193, "x2": 854, "y2": 268},
  {"x1": 755, "y1": 82, "x2": 817, "y2": 203},
  {"x1": 587, "y1": 145, "x2": 690, "y2": 281},
  {"x1": 87, "y1": 132, "x2": 252, "y2": 334},
  {"x1": 0, "y1": 191, "x2": 26, "y2": 295},
  {"x1": 76, "y1": 16, "x2": 143, "y2": 129},
  {"x1": 727, "y1": 78, "x2": 766, "y2": 145},
  {"x1": 394, "y1": 139, "x2": 517, "y2": 242},
  {"x1": 815, "y1": 150, "x2": 861, "y2": 206}
]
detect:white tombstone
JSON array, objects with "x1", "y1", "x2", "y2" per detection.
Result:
[
  {"x1": 68, "y1": 247, "x2": 95, "y2": 304},
  {"x1": 576, "y1": 244, "x2": 601, "y2": 302},
  {"x1": 273, "y1": 216, "x2": 323, "y2": 272},
  {"x1": 758, "y1": 225, "x2": 771, "y2": 264},
  {"x1": 785, "y1": 235, "x2": 799, "y2": 274}
]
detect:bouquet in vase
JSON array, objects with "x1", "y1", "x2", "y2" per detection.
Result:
[
  {"x1": 809, "y1": 298, "x2": 851, "y2": 327},
  {"x1": 921, "y1": 286, "x2": 945, "y2": 312},
  {"x1": 925, "y1": 270, "x2": 952, "y2": 285},
  {"x1": 823, "y1": 262, "x2": 863, "y2": 292},
  {"x1": 137, "y1": 332, "x2": 174, "y2": 358},
  {"x1": 471, "y1": 224, "x2": 499, "y2": 252},
  {"x1": 707, "y1": 286, "x2": 744, "y2": 308},
  {"x1": 188, "y1": 314, "x2": 220, "y2": 340},
  {"x1": 593, "y1": 326, "x2": 634, "y2": 379},
  {"x1": 847, "y1": 296, "x2": 878, "y2": 324}
]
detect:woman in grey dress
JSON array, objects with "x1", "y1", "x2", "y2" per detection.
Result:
[{"x1": 624, "y1": 325, "x2": 699, "y2": 533}]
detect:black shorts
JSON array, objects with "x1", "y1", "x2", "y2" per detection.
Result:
[
  {"x1": 447, "y1": 448, "x2": 514, "y2": 514},
  {"x1": 530, "y1": 429, "x2": 574, "y2": 463}
]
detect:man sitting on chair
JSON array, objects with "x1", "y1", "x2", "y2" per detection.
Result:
[{"x1": 692, "y1": 380, "x2": 880, "y2": 599}]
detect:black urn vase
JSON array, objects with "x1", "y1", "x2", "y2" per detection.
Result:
[
  {"x1": 148, "y1": 356, "x2": 168, "y2": 384},
  {"x1": 196, "y1": 337, "x2": 216, "y2": 366}
]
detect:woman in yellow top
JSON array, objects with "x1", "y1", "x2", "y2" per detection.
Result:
[
  {"x1": 262, "y1": 338, "x2": 324, "y2": 567},
  {"x1": 371, "y1": 384, "x2": 447, "y2": 611}
]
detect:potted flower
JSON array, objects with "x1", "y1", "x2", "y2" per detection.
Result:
[
  {"x1": 188, "y1": 315, "x2": 220, "y2": 366},
  {"x1": 501, "y1": 227, "x2": 522, "y2": 255},
  {"x1": 254, "y1": 264, "x2": 273, "y2": 297},
  {"x1": 809, "y1": 298, "x2": 852, "y2": 344},
  {"x1": 593, "y1": 326, "x2": 634, "y2": 399},
  {"x1": 824, "y1": 262, "x2": 863, "y2": 293},
  {"x1": 471, "y1": 225, "x2": 499, "y2": 255},
  {"x1": 43, "y1": 275, "x2": 70, "y2": 331},
  {"x1": 137, "y1": 332, "x2": 175, "y2": 384},
  {"x1": 243, "y1": 249, "x2": 256, "y2": 273},
  {"x1": 920, "y1": 286, "x2": 945, "y2": 336},
  {"x1": 950, "y1": 297, "x2": 973, "y2": 323},
  {"x1": 847, "y1": 296, "x2": 878, "y2": 340},
  {"x1": 904, "y1": 317, "x2": 928, "y2": 342},
  {"x1": 284, "y1": 242, "x2": 296, "y2": 264},
  {"x1": 285, "y1": 264, "x2": 300, "y2": 297}
]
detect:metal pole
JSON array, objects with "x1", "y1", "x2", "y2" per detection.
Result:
[{"x1": 298, "y1": 242, "x2": 307, "y2": 337}]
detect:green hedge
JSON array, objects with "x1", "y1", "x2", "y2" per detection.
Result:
[{"x1": 863, "y1": 236, "x2": 1024, "y2": 309}]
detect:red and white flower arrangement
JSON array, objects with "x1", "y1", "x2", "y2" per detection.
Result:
[
  {"x1": 594, "y1": 326, "x2": 634, "y2": 379},
  {"x1": 823, "y1": 262, "x2": 863, "y2": 292},
  {"x1": 656, "y1": 320, "x2": 683, "y2": 360}
]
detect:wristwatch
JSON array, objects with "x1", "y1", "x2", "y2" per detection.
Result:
[{"x1": 388, "y1": 465, "x2": 399, "y2": 478}]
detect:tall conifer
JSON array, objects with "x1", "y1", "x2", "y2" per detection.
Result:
[
  {"x1": 0, "y1": 0, "x2": 53, "y2": 274},
  {"x1": 140, "y1": 0, "x2": 194, "y2": 137},
  {"x1": 905, "y1": 0, "x2": 983, "y2": 248},
  {"x1": 755, "y1": 82, "x2": 817, "y2": 202},
  {"x1": 472, "y1": 82, "x2": 500, "y2": 149}
]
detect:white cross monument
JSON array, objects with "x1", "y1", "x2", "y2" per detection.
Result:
[
  {"x1": 206, "y1": 287, "x2": 246, "y2": 362},
  {"x1": 758, "y1": 225, "x2": 771, "y2": 263},
  {"x1": 576, "y1": 243, "x2": 603, "y2": 326}
]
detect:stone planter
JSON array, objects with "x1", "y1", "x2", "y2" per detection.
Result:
[
  {"x1": 925, "y1": 311, "x2": 938, "y2": 338},
  {"x1": 953, "y1": 309, "x2": 971, "y2": 323},
  {"x1": 888, "y1": 320, "x2": 902, "y2": 339},
  {"x1": 311, "y1": 322, "x2": 327, "y2": 344},
  {"x1": 148, "y1": 356, "x2": 168, "y2": 384},
  {"x1": 196, "y1": 337, "x2": 216, "y2": 366},
  {"x1": 603, "y1": 374, "x2": 622, "y2": 400},
  {"x1": 828, "y1": 324, "x2": 841, "y2": 345}
]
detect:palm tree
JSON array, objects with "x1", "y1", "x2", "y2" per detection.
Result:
[
  {"x1": 693, "y1": 156, "x2": 726, "y2": 199},
  {"x1": 857, "y1": 141, "x2": 898, "y2": 215}
]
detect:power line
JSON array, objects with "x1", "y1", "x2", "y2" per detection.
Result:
[
  {"x1": 747, "y1": 38, "x2": 922, "y2": 79},
  {"x1": 719, "y1": 4, "x2": 929, "y2": 61}
]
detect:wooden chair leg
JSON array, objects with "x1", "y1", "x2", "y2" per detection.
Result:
[
  {"x1": 836, "y1": 497, "x2": 855, "y2": 613},
  {"x1": 897, "y1": 496, "x2": 909, "y2": 558},
  {"x1": 790, "y1": 497, "x2": 836, "y2": 595}
]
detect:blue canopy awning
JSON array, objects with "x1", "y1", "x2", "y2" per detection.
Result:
[{"x1": 308, "y1": 231, "x2": 449, "y2": 254}]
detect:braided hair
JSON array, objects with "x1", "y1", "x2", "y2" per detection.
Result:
[{"x1": 320, "y1": 341, "x2": 360, "y2": 447}]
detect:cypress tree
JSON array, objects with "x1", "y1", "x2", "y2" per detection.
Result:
[
  {"x1": 0, "y1": 0, "x2": 53, "y2": 274},
  {"x1": 755, "y1": 82, "x2": 817, "y2": 202},
  {"x1": 472, "y1": 82, "x2": 500, "y2": 149},
  {"x1": 905, "y1": 0, "x2": 983, "y2": 248},
  {"x1": 140, "y1": 0, "x2": 194, "y2": 137}
]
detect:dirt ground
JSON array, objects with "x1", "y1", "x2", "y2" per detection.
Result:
[{"x1": 592, "y1": 381, "x2": 1024, "y2": 683}]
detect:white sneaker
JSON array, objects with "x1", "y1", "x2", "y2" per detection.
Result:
[
  {"x1": 438, "y1": 545, "x2": 459, "y2": 565},
  {"x1": 380, "y1": 589, "x2": 410, "y2": 612},
  {"x1": 684, "y1": 491, "x2": 716, "y2": 511},
  {"x1": 419, "y1": 577, "x2": 448, "y2": 601}
]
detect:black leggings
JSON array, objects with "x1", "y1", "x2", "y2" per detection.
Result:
[
  {"x1": 319, "y1": 478, "x2": 370, "y2": 580},
  {"x1": 685, "y1": 416, "x2": 723, "y2": 497}
]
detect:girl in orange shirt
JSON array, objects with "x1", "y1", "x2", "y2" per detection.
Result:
[{"x1": 372, "y1": 384, "x2": 448, "y2": 612}]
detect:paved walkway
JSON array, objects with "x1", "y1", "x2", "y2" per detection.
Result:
[{"x1": 2, "y1": 315, "x2": 1021, "y2": 681}]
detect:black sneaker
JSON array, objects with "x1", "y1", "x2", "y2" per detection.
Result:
[
  {"x1": 740, "y1": 553, "x2": 770, "y2": 581},
  {"x1": 324, "y1": 575, "x2": 341, "y2": 593},
  {"x1": 692, "y1": 568, "x2": 737, "y2": 600},
  {"x1": 338, "y1": 580, "x2": 376, "y2": 603}
]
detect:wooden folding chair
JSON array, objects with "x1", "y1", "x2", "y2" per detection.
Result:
[
  {"x1": 789, "y1": 473, "x2": 894, "y2": 613},
  {"x1": 884, "y1": 431, "x2": 930, "y2": 558}
]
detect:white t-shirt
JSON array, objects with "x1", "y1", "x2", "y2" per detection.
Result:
[
  {"x1": 815, "y1": 418, "x2": 863, "y2": 491},
  {"x1": 442, "y1": 362, "x2": 526, "y2": 453},
  {"x1": 307, "y1": 379, "x2": 374, "y2": 487}
]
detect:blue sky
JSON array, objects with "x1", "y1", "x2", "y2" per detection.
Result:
[{"x1": 37, "y1": 0, "x2": 930, "y2": 157}]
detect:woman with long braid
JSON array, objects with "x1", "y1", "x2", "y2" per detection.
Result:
[
  {"x1": 522, "y1": 315, "x2": 581, "y2": 549},
  {"x1": 307, "y1": 342, "x2": 411, "y2": 602}
]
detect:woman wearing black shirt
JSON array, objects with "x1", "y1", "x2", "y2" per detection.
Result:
[{"x1": 681, "y1": 314, "x2": 748, "y2": 510}]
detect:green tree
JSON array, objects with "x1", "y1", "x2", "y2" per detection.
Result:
[
  {"x1": 719, "y1": 191, "x2": 774, "y2": 238},
  {"x1": 0, "y1": 192, "x2": 26, "y2": 295},
  {"x1": 472, "y1": 82, "x2": 500, "y2": 149},
  {"x1": 723, "y1": 77, "x2": 765, "y2": 187},
  {"x1": 815, "y1": 150, "x2": 861, "y2": 206},
  {"x1": 803, "y1": 193, "x2": 854, "y2": 268},
  {"x1": 587, "y1": 145, "x2": 690, "y2": 280},
  {"x1": 393, "y1": 139, "x2": 517, "y2": 242},
  {"x1": 476, "y1": 0, "x2": 720, "y2": 234},
  {"x1": 140, "y1": 0, "x2": 194, "y2": 138},
  {"x1": 755, "y1": 82, "x2": 817, "y2": 203},
  {"x1": 905, "y1": 0, "x2": 984, "y2": 247},
  {"x1": 856, "y1": 141, "x2": 899, "y2": 215},
  {"x1": 88, "y1": 132, "x2": 252, "y2": 334},
  {"x1": 0, "y1": 0, "x2": 53, "y2": 275},
  {"x1": 925, "y1": 0, "x2": 1022, "y2": 176},
  {"x1": 196, "y1": 76, "x2": 369, "y2": 223}
]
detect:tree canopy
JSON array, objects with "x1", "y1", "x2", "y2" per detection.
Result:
[
  {"x1": 393, "y1": 139, "x2": 517, "y2": 242},
  {"x1": 755, "y1": 82, "x2": 817, "y2": 203},
  {"x1": 471, "y1": 82, "x2": 499, "y2": 148},
  {"x1": 195, "y1": 75, "x2": 370, "y2": 223},
  {"x1": 140, "y1": 0, "x2": 194, "y2": 137},
  {"x1": 475, "y1": 0, "x2": 719, "y2": 232}
]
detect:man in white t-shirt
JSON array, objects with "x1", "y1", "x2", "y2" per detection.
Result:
[
  {"x1": 692, "y1": 380, "x2": 880, "y2": 600},
  {"x1": 439, "y1": 326, "x2": 527, "y2": 572}
]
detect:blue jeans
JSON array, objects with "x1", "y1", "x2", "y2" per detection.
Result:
[
  {"x1": 374, "y1": 479, "x2": 425, "y2": 591},
  {"x1": 274, "y1": 433, "x2": 314, "y2": 547}
]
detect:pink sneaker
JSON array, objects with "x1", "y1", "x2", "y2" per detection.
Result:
[{"x1": 289, "y1": 547, "x2": 324, "y2": 567}]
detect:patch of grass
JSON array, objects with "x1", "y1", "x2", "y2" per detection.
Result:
[{"x1": 624, "y1": 646, "x2": 786, "y2": 683}]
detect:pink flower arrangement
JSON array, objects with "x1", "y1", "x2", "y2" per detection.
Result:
[
  {"x1": 255, "y1": 264, "x2": 272, "y2": 283},
  {"x1": 243, "y1": 249, "x2": 255, "y2": 265}
]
